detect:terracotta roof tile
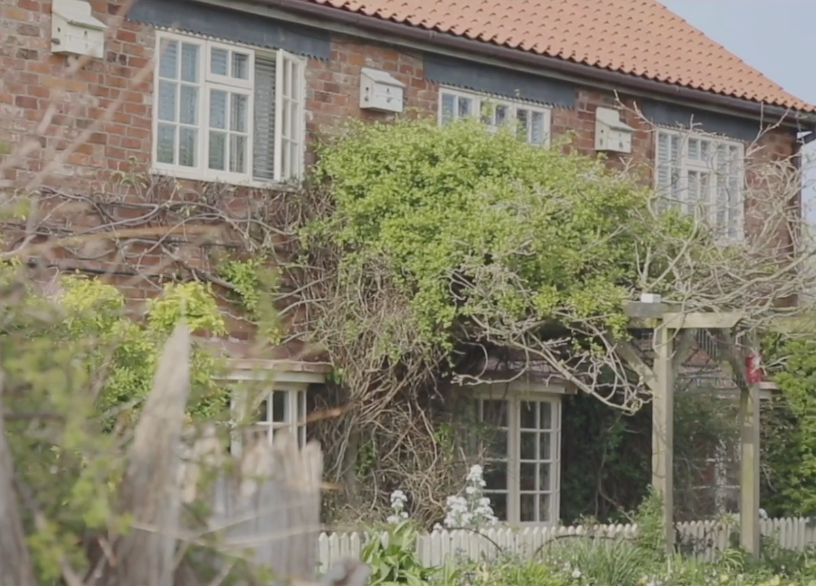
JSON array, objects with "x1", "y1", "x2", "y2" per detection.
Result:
[{"x1": 308, "y1": 0, "x2": 816, "y2": 113}]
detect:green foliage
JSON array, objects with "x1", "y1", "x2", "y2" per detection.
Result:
[
  {"x1": 218, "y1": 258, "x2": 283, "y2": 343},
  {"x1": 308, "y1": 117, "x2": 684, "y2": 360},
  {"x1": 1, "y1": 268, "x2": 229, "y2": 581},
  {"x1": 55, "y1": 277, "x2": 228, "y2": 423},
  {"x1": 220, "y1": 258, "x2": 264, "y2": 316},
  {"x1": 761, "y1": 331, "x2": 816, "y2": 517},
  {"x1": 361, "y1": 520, "x2": 436, "y2": 586}
]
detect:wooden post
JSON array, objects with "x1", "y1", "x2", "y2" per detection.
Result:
[
  {"x1": 739, "y1": 358, "x2": 761, "y2": 557},
  {"x1": 652, "y1": 321, "x2": 674, "y2": 553}
]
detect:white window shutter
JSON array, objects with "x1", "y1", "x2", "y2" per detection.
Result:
[
  {"x1": 274, "y1": 49, "x2": 307, "y2": 181},
  {"x1": 273, "y1": 50, "x2": 286, "y2": 182},
  {"x1": 252, "y1": 54, "x2": 277, "y2": 181},
  {"x1": 656, "y1": 131, "x2": 672, "y2": 195}
]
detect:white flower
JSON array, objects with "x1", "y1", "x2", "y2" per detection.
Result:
[
  {"x1": 571, "y1": 568, "x2": 582, "y2": 579},
  {"x1": 387, "y1": 490, "x2": 410, "y2": 524},
  {"x1": 441, "y1": 464, "x2": 498, "y2": 530}
]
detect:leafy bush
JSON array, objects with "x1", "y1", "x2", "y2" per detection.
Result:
[
  {"x1": 1, "y1": 267, "x2": 229, "y2": 581},
  {"x1": 361, "y1": 520, "x2": 436, "y2": 586},
  {"x1": 761, "y1": 331, "x2": 816, "y2": 518}
]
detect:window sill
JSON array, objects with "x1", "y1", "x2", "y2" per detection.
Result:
[{"x1": 148, "y1": 167, "x2": 301, "y2": 192}]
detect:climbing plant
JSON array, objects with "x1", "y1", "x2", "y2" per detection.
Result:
[
  {"x1": 761, "y1": 327, "x2": 816, "y2": 518},
  {"x1": 278, "y1": 114, "x2": 812, "y2": 524},
  {"x1": 1, "y1": 264, "x2": 231, "y2": 580}
]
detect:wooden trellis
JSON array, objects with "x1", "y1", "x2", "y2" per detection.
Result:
[{"x1": 619, "y1": 300, "x2": 766, "y2": 557}]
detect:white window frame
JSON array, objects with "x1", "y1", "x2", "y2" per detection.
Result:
[
  {"x1": 151, "y1": 31, "x2": 307, "y2": 187},
  {"x1": 654, "y1": 128, "x2": 745, "y2": 241},
  {"x1": 229, "y1": 382, "x2": 309, "y2": 455},
  {"x1": 474, "y1": 384, "x2": 563, "y2": 525},
  {"x1": 438, "y1": 87, "x2": 552, "y2": 147}
]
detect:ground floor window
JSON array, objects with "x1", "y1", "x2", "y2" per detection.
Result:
[
  {"x1": 230, "y1": 383, "x2": 308, "y2": 454},
  {"x1": 477, "y1": 393, "x2": 561, "y2": 524}
]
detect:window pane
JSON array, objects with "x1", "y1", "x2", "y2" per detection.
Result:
[
  {"x1": 481, "y1": 400, "x2": 507, "y2": 427},
  {"x1": 281, "y1": 138, "x2": 289, "y2": 179},
  {"x1": 271, "y1": 391, "x2": 287, "y2": 423},
  {"x1": 480, "y1": 102, "x2": 493, "y2": 125},
  {"x1": 520, "y1": 432, "x2": 536, "y2": 460},
  {"x1": 180, "y1": 43, "x2": 199, "y2": 83},
  {"x1": 441, "y1": 93, "x2": 455, "y2": 124},
  {"x1": 539, "y1": 462, "x2": 551, "y2": 491},
  {"x1": 230, "y1": 93, "x2": 248, "y2": 133},
  {"x1": 670, "y1": 135, "x2": 680, "y2": 161},
  {"x1": 539, "y1": 432, "x2": 551, "y2": 460},
  {"x1": 179, "y1": 85, "x2": 198, "y2": 125},
  {"x1": 158, "y1": 40, "x2": 178, "y2": 79},
  {"x1": 700, "y1": 140, "x2": 711, "y2": 165},
  {"x1": 209, "y1": 89, "x2": 227, "y2": 129},
  {"x1": 483, "y1": 462, "x2": 506, "y2": 491},
  {"x1": 289, "y1": 141, "x2": 299, "y2": 179},
  {"x1": 516, "y1": 108, "x2": 529, "y2": 139},
  {"x1": 209, "y1": 132, "x2": 226, "y2": 170},
  {"x1": 232, "y1": 52, "x2": 250, "y2": 80},
  {"x1": 257, "y1": 398, "x2": 269, "y2": 422},
  {"x1": 485, "y1": 429, "x2": 507, "y2": 457},
  {"x1": 539, "y1": 402, "x2": 552, "y2": 429},
  {"x1": 157, "y1": 80, "x2": 177, "y2": 122},
  {"x1": 230, "y1": 134, "x2": 247, "y2": 173},
  {"x1": 211, "y1": 47, "x2": 228, "y2": 76},
  {"x1": 156, "y1": 123, "x2": 175, "y2": 164},
  {"x1": 297, "y1": 391, "x2": 306, "y2": 421},
  {"x1": 495, "y1": 104, "x2": 508, "y2": 126},
  {"x1": 531, "y1": 111, "x2": 546, "y2": 145},
  {"x1": 520, "y1": 401, "x2": 536, "y2": 429},
  {"x1": 178, "y1": 127, "x2": 197, "y2": 167},
  {"x1": 688, "y1": 138, "x2": 700, "y2": 160},
  {"x1": 487, "y1": 492, "x2": 507, "y2": 521},
  {"x1": 520, "y1": 493, "x2": 536, "y2": 522},
  {"x1": 539, "y1": 493, "x2": 551, "y2": 522},
  {"x1": 520, "y1": 463, "x2": 536, "y2": 491},
  {"x1": 457, "y1": 96, "x2": 472, "y2": 118}
]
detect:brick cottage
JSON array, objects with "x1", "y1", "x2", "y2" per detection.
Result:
[{"x1": 0, "y1": 0, "x2": 814, "y2": 525}]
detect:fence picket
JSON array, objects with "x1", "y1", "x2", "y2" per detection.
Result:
[{"x1": 315, "y1": 517, "x2": 814, "y2": 570}]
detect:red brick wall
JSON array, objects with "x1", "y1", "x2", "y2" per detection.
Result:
[
  {"x1": 0, "y1": 0, "x2": 801, "y2": 338},
  {"x1": 0, "y1": 1, "x2": 797, "y2": 189}
]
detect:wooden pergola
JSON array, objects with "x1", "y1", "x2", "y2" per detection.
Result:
[{"x1": 620, "y1": 299, "x2": 769, "y2": 558}]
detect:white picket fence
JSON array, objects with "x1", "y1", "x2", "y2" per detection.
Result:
[{"x1": 317, "y1": 517, "x2": 815, "y2": 570}]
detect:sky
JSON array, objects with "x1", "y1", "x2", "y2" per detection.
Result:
[{"x1": 660, "y1": 0, "x2": 816, "y2": 229}]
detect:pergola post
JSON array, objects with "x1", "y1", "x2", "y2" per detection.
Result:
[
  {"x1": 652, "y1": 321, "x2": 674, "y2": 552},
  {"x1": 739, "y1": 335, "x2": 762, "y2": 558}
]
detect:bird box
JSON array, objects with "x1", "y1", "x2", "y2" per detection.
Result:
[
  {"x1": 359, "y1": 68, "x2": 405, "y2": 113},
  {"x1": 595, "y1": 107, "x2": 635, "y2": 154},
  {"x1": 51, "y1": 0, "x2": 107, "y2": 59}
]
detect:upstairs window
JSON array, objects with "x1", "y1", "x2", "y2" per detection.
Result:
[
  {"x1": 152, "y1": 32, "x2": 306, "y2": 184},
  {"x1": 438, "y1": 87, "x2": 551, "y2": 147},
  {"x1": 655, "y1": 129, "x2": 745, "y2": 240}
]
